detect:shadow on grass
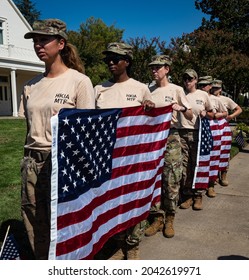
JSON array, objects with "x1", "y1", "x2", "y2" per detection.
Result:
[{"x1": 0, "y1": 219, "x2": 35, "y2": 259}]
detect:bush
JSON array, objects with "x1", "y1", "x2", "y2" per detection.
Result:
[
  {"x1": 234, "y1": 122, "x2": 249, "y2": 137},
  {"x1": 237, "y1": 107, "x2": 249, "y2": 124}
]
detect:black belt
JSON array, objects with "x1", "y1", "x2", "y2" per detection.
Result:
[{"x1": 24, "y1": 149, "x2": 51, "y2": 162}]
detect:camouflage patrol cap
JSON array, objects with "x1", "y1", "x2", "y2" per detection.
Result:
[
  {"x1": 198, "y1": 76, "x2": 213, "y2": 85},
  {"x1": 103, "y1": 42, "x2": 133, "y2": 59},
  {"x1": 183, "y1": 69, "x2": 198, "y2": 79},
  {"x1": 24, "y1": 19, "x2": 68, "y2": 40},
  {"x1": 212, "y1": 79, "x2": 222, "y2": 88},
  {"x1": 148, "y1": 55, "x2": 172, "y2": 66}
]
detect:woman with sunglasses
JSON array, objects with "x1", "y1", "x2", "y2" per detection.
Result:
[
  {"x1": 179, "y1": 69, "x2": 214, "y2": 211},
  {"x1": 95, "y1": 42, "x2": 154, "y2": 110},
  {"x1": 94, "y1": 42, "x2": 154, "y2": 260},
  {"x1": 18, "y1": 18, "x2": 95, "y2": 259}
]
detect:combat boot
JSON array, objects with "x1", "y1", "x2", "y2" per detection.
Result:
[
  {"x1": 207, "y1": 181, "x2": 216, "y2": 198},
  {"x1": 144, "y1": 215, "x2": 164, "y2": 237},
  {"x1": 164, "y1": 213, "x2": 175, "y2": 238},
  {"x1": 193, "y1": 194, "x2": 203, "y2": 210},
  {"x1": 126, "y1": 244, "x2": 140, "y2": 260},
  {"x1": 207, "y1": 187, "x2": 216, "y2": 197},
  {"x1": 180, "y1": 197, "x2": 193, "y2": 209},
  {"x1": 219, "y1": 171, "x2": 228, "y2": 186}
]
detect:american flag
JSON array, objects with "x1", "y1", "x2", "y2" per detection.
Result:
[
  {"x1": 235, "y1": 130, "x2": 245, "y2": 148},
  {"x1": 49, "y1": 105, "x2": 172, "y2": 260},
  {"x1": 192, "y1": 117, "x2": 213, "y2": 189},
  {"x1": 219, "y1": 119, "x2": 232, "y2": 170},
  {"x1": 0, "y1": 234, "x2": 20, "y2": 260},
  {"x1": 209, "y1": 118, "x2": 222, "y2": 182}
]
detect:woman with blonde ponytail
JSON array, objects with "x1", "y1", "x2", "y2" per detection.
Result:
[{"x1": 18, "y1": 18, "x2": 95, "y2": 260}]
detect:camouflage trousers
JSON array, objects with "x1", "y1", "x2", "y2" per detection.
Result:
[
  {"x1": 112, "y1": 220, "x2": 148, "y2": 246},
  {"x1": 178, "y1": 129, "x2": 202, "y2": 196},
  {"x1": 20, "y1": 151, "x2": 51, "y2": 260},
  {"x1": 149, "y1": 130, "x2": 183, "y2": 216}
]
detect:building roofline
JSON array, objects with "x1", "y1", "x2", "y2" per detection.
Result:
[{"x1": 8, "y1": 0, "x2": 33, "y2": 31}]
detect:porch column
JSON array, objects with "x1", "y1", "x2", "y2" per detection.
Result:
[{"x1": 10, "y1": 68, "x2": 18, "y2": 117}]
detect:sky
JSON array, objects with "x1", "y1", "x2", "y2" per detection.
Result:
[{"x1": 34, "y1": 0, "x2": 208, "y2": 44}]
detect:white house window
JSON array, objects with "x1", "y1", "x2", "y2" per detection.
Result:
[
  {"x1": 0, "y1": 21, "x2": 4, "y2": 45},
  {"x1": 0, "y1": 76, "x2": 9, "y2": 102}
]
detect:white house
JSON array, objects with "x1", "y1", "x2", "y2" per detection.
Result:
[{"x1": 0, "y1": 0, "x2": 44, "y2": 116}]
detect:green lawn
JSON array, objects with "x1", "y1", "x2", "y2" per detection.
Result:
[{"x1": 0, "y1": 118, "x2": 26, "y2": 223}]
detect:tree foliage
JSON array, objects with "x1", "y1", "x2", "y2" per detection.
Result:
[
  {"x1": 127, "y1": 36, "x2": 166, "y2": 83},
  {"x1": 14, "y1": 0, "x2": 40, "y2": 26},
  {"x1": 168, "y1": 28, "x2": 249, "y2": 100},
  {"x1": 68, "y1": 17, "x2": 124, "y2": 86},
  {"x1": 195, "y1": 0, "x2": 249, "y2": 55},
  {"x1": 15, "y1": 0, "x2": 249, "y2": 96}
]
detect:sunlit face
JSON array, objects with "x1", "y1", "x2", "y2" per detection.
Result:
[
  {"x1": 150, "y1": 65, "x2": 169, "y2": 81},
  {"x1": 32, "y1": 35, "x2": 65, "y2": 62}
]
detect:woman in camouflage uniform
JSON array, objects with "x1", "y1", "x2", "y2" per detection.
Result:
[
  {"x1": 19, "y1": 19, "x2": 95, "y2": 259},
  {"x1": 145, "y1": 55, "x2": 192, "y2": 238}
]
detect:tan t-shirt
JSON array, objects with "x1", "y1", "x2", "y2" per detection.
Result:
[
  {"x1": 180, "y1": 89, "x2": 213, "y2": 129},
  {"x1": 18, "y1": 68, "x2": 95, "y2": 150},
  {"x1": 209, "y1": 94, "x2": 227, "y2": 113},
  {"x1": 149, "y1": 83, "x2": 191, "y2": 128},
  {"x1": 94, "y1": 78, "x2": 152, "y2": 109},
  {"x1": 218, "y1": 95, "x2": 238, "y2": 111}
]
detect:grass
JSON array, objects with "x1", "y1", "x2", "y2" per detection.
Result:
[
  {"x1": 0, "y1": 119, "x2": 26, "y2": 223},
  {"x1": 0, "y1": 118, "x2": 34, "y2": 258}
]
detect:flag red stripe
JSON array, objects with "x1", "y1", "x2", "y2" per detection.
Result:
[
  {"x1": 112, "y1": 139, "x2": 167, "y2": 158},
  {"x1": 117, "y1": 121, "x2": 170, "y2": 138}
]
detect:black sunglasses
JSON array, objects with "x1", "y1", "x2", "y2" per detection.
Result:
[
  {"x1": 103, "y1": 55, "x2": 126, "y2": 65},
  {"x1": 150, "y1": 65, "x2": 164, "y2": 71},
  {"x1": 183, "y1": 76, "x2": 194, "y2": 82}
]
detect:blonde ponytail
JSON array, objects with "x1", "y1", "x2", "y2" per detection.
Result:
[{"x1": 60, "y1": 43, "x2": 85, "y2": 74}]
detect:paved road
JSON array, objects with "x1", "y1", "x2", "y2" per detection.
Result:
[{"x1": 140, "y1": 146, "x2": 249, "y2": 260}]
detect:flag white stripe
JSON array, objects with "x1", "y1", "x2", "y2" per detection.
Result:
[
  {"x1": 49, "y1": 115, "x2": 59, "y2": 260},
  {"x1": 211, "y1": 150, "x2": 221, "y2": 156}
]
